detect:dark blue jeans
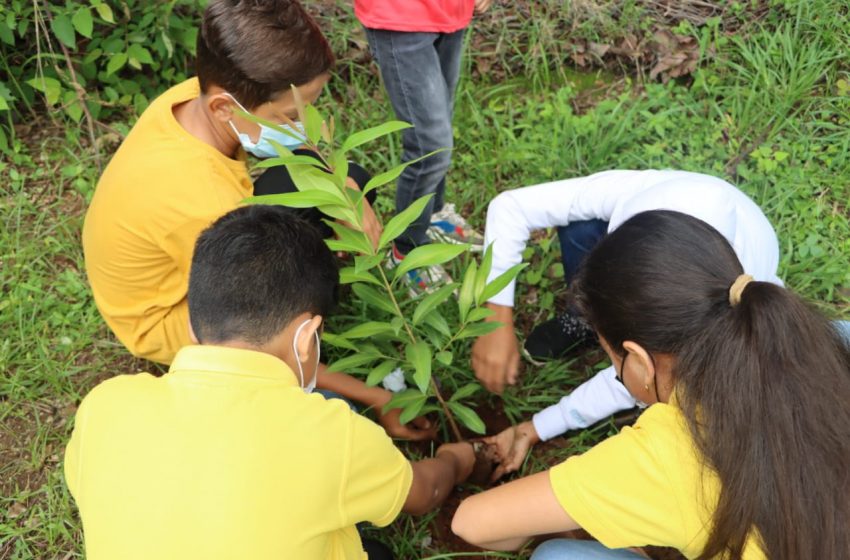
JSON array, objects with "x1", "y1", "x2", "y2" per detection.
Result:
[
  {"x1": 558, "y1": 219, "x2": 609, "y2": 285},
  {"x1": 365, "y1": 27, "x2": 466, "y2": 253}
]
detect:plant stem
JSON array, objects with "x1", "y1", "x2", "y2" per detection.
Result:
[{"x1": 376, "y1": 264, "x2": 464, "y2": 442}]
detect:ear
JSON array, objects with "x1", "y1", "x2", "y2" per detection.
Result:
[
  {"x1": 187, "y1": 316, "x2": 199, "y2": 344},
  {"x1": 294, "y1": 314, "x2": 323, "y2": 359},
  {"x1": 205, "y1": 91, "x2": 236, "y2": 124},
  {"x1": 622, "y1": 340, "x2": 656, "y2": 389}
]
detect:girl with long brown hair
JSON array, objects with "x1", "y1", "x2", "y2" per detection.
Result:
[{"x1": 452, "y1": 210, "x2": 850, "y2": 559}]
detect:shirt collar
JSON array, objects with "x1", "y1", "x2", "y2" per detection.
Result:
[{"x1": 169, "y1": 345, "x2": 299, "y2": 386}]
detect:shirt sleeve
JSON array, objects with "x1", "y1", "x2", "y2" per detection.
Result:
[
  {"x1": 482, "y1": 171, "x2": 645, "y2": 307},
  {"x1": 548, "y1": 414, "x2": 688, "y2": 550},
  {"x1": 341, "y1": 413, "x2": 413, "y2": 528},
  {"x1": 532, "y1": 366, "x2": 637, "y2": 440},
  {"x1": 64, "y1": 397, "x2": 89, "y2": 500}
]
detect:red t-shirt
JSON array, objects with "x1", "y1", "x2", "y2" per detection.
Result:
[{"x1": 354, "y1": 0, "x2": 474, "y2": 33}]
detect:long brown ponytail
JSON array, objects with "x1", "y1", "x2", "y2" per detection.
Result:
[{"x1": 575, "y1": 210, "x2": 850, "y2": 559}]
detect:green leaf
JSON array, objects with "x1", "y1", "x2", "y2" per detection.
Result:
[
  {"x1": 366, "y1": 360, "x2": 397, "y2": 387},
  {"x1": 339, "y1": 267, "x2": 382, "y2": 286},
  {"x1": 393, "y1": 243, "x2": 468, "y2": 282},
  {"x1": 253, "y1": 155, "x2": 327, "y2": 169},
  {"x1": 63, "y1": 91, "x2": 83, "y2": 122},
  {"x1": 245, "y1": 190, "x2": 345, "y2": 209},
  {"x1": 466, "y1": 306, "x2": 495, "y2": 323},
  {"x1": 352, "y1": 284, "x2": 397, "y2": 315},
  {"x1": 72, "y1": 7, "x2": 93, "y2": 39},
  {"x1": 127, "y1": 44, "x2": 154, "y2": 65},
  {"x1": 412, "y1": 284, "x2": 456, "y2": 325},
  {"x1": 26, "y1": 76, "x2": 61, "y2": 105},
  {"x1": 448, "y1": 402, "x2": 486, "y2": 434},
  {"x1": 435, "y1": 351, "x2": 453, "y2": 366},
  {"x1": 384, "y1": 389, "x2": 427, "y2": 414},
  {"x1": 475, "y1": 244, "x2": 494, "y2": 304},
  {"x1": 95, "y1": 3, "x2": 114, "y2": 23},
  {"x1": 106, "y1": 52, "x2": 128, "y2": 76},
  {"x1": 399, "y1": 397, "x2": 427, "y2": 425},
  {"x1": 354, "y1": 254, "x2": 383, "y2": 274},
  {"x1": 0, "y1": 96, "x2": 9, "y2": 112},
  {"x1": 450, "y1": 383, "x2": 481, "y2": 402},
  {"x1": 378, "y1": 194, "x2": 434, "y2": 250},
  {"x1": 331, "y1": 150, "x2": 350, "y2": 190},
  {"x1": 405, "y1": 341, "x2": 432, "y2": 393},
  {"x1": 0, "y1": 22, "x2": 14, "y2": 46},
  {"x1": 456, "y1": 321, "x2": 503, "y2": 339},
  {"x1": 320, "y1": 332, "x2": 358, "y2": 352},
  {"x1": 324, "y1": 220, "x2": 374, "y2": 256},
  {"x1": 422, "y1": 310, "x2": 451, "y2": 337},
  {"x1": 457, "y1": 260, "x2": 478, "y2": 322},
  {"x1": 479, "y1": 263, "x2": 528, "y2": 303},
  {"x1": 303, "y1": 104, "x2": 323, "y2": 145},
  {"x1": 327, "y1": 352, "x2": 380, "y2": 373},
  {"x1": 51, "y1": 14, "x2": 76, "y2": 49},
  {"x1": 362, "y1": 149, "x2": 446, "y2": 195},
  {"x1": 339, "y1": 321, "x2": 396, "y2": 339},
  {"x1": 340, "y1": 121, "x2": 412, "y2": 154}
]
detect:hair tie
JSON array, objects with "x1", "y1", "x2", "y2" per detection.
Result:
[{"x1": 728, "y1": 274, "x2": 754, "y2": 306}]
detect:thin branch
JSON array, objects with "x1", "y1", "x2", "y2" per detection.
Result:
[{"x1": 40, "y1": 0, "x2": 102, "y2": 172}]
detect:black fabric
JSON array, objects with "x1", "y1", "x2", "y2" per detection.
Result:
[
  {"x1": 252, "y1": 149, "x2": 375, "y2": 238},
  {"x1": 362, "y1": 538, "x2": 395, "y2": 560}
]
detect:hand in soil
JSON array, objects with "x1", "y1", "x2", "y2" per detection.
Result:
[
  {"x1": 468, "y1": 441, "x2": 500, "y2": 485},
  {"x1": 483, "y1": 420, "x2": 541, "y2": 481},
  {"x1": 436, "y1": 442, "x2": 476, "y2": 484}
]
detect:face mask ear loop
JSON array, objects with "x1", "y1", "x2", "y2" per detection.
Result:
[{"x1": 293, "y1": 320, "x2": 310, "y2": 389}]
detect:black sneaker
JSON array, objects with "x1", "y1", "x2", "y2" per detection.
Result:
[{"x1": 523, "y1": 311, "x2": 597, "y2": 362}]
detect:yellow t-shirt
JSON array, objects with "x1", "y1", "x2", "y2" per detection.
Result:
[
  {"x1": 64, "y1": 345, "x2": 413, "y2": 560},
  {"x1": 83, "y1": 78, "x2": 253, "y2": 364},
  {"x1": 549, "y1": 403, "x2": 765, "y2": 559}
]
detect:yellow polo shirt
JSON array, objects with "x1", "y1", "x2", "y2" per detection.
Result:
[
  {"x1": 82, "y1": 78, "x2": 253, "y2": 364},
  {"x1": 64, "y1": 345, "x2": 413, "y2": 560},
  {"x1": 549, "y1": 403, "x2": 765, "y2": 559}
]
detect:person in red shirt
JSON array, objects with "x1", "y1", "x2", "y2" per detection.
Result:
[{"x1": 354, "y1": 0, "x2": 492, "y2": 293}]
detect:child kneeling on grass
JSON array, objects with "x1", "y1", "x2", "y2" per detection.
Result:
[
  {"x1": 65, "y1": 205, "x2": 474, "y2": 560},
  {"x1": 453, "y1": 210, "x2": 850, "y2": 559}
]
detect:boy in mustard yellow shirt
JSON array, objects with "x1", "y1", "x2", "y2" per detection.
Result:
[
  {"x1": 66, "y1": 205, "x2": 474, "y2": 560},
  {"x1": 81, "y1": 0, "x2": 421, "y2": 438}
]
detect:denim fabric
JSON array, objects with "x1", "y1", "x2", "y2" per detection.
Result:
[
  {"x1": 365, "y1": 27, "x2": 466, "y2": 253},
  {"x1": 557, "y1": 219, "x2": 609, "y2": 285},
  {"x1": 836, "y1": 320, "x2": 850, "y2": 346},
  {"x1": 531, "y1": 539, "x2": 647, "y2": 560}
]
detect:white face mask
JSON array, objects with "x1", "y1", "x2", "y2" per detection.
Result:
[{"x1": 293, "y1": 319, "x2": 320, "y2": 393}]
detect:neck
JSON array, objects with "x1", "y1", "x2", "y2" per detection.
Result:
[{"x1": 173, "y1": 97, "x2": 241, "y2": 158}]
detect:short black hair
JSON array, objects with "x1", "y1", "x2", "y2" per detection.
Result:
[
  {"x1": 188, "y1": 205, "x2": 338, "y2": 345},
  {"x1": 196, "y1": 0, "x2": 335, "y2": 109}
]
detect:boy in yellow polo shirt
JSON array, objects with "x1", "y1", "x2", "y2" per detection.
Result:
[
  {"x1": 83, "y1": 0, "x2": 382, "y2": 365},
  {"x1": 66, "y1": 205, "x2": 474, "y2": 560},
  {"x1": 81, "y1": 0, "x2": 414, "y2": 438}
]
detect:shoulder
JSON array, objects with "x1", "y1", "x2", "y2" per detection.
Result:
[{"x1": 76, "y1": 373, "x2": 164, "y2": 418}]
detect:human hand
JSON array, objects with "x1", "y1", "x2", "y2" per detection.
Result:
[
  {"x1": 483, "y1": 421, "x2": 540, "y2": 481},
  {"x1": 377, "y1": 406, "x2": 438, "y2": 441},
  {"x1": 436, "y1": 441, "x2": 476, "y2": 484},
  {"x1": 360, "y1": 197, "x2": 383, "y2": 251},
  {"x1": 471, "y1": 304, "x2": 520, "y2": 394},
  {"x1": 474, "y1": 0, "x2": 493, "y2": 14}
]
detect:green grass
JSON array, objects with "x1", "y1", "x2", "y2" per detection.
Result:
[{"x1": 2, "y1": 1, "x2": 850, "y2": 558}]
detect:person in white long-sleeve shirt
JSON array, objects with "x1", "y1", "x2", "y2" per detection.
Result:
[{"x1": 471, "y1": 170, "x2": 784, "y2": 477}]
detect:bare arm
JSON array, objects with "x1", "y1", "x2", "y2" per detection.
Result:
[
  {"x1": 452, "y1": 470, "x2": 579, "y2": 551},
  {"x1": 317, "y1": 365, "x2": 436, "y2": 440},
  {"x1": 403, "y1": 442, "x2": 475, "y2": 515}
]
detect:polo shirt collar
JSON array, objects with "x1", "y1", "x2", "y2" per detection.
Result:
[{"x1": 169, "y1": 345, "x2": 299, "y2": 386}]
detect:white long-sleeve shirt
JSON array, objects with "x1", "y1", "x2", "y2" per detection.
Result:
[{"x1": 481, "y1": 170, "x2": 782, "y2": 440}]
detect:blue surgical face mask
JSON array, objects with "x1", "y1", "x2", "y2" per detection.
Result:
[{"x1": 225, "y1": 93, "x2": 305, "y2": 158}]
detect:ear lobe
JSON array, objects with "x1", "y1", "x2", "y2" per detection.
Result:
[{"x1": 622, "y1": 340, "x2": 656, "y2": 386}]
